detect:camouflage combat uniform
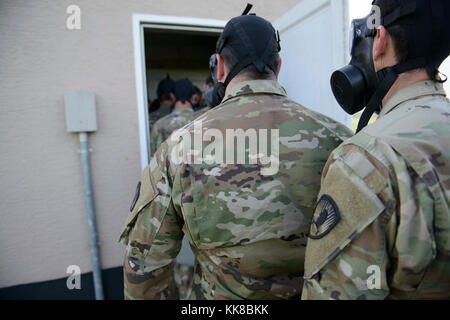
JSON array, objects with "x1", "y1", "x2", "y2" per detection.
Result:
[
  {"x1": 149, "y1": 101, "x2": 172, "y2": 133},
  {"x1": 302, "y1": 80, "x2": 450, "y2": 300},
  {"x1": 149, "y1": 106, "x2": 196, "y2": 299},
  {"x1": 150, "y1": 107, "x2": 195, "y2": 156},
  {"x1": 119, "y1": 80, "x2": 353, "y2": 300},
  {"x1": 192, "y1": 106, "x2": 211, "y2": 119}
]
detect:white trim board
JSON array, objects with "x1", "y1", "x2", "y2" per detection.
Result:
[{"x1": 132, "y1": 14, "x2": 226, "y2": 170}]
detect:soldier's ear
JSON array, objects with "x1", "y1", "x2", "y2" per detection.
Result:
[
  {"x1": 216, "y1": 54, "x2": 226, "y2": 83},
  {"x1": 373, "y1": 26, "x2": 390, "y2": 71},
  {"x1": 170, "y1": 92, "x2": 176, "y2": 102},
  {"x1": 276, "y1": 57, "x2": 283, "y2": 79}
]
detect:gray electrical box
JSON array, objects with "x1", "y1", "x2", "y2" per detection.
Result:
[{"x1": 64, "y1": 91, "x2": 98, "y2": 133}]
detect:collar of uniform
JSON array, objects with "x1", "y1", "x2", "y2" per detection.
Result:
[
  {"x1": 172, "y1": 107, "x2": 194, "y2": 115},
  {"x1": 379, "y1": 80, "x2": 446, "y2": 118},
  {"x1": 221, "y1": 80, "x2": 287, "y2": 104},
  {"x1": 159, "y1": 102, "x2": 172, "y2": 112}
]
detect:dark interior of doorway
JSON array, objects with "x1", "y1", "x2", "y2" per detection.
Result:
[
  {"x1": 143, "y1": 27, "x2": 220, "y2": 269},
  {"x1": 144, "y1": 28, "x2": 219, "y2": 116}
]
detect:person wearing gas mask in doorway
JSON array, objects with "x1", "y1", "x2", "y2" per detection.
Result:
[
  {"x1": 150, "y1": 79, "x2": 196, "y2": 156},
  {"x1": 119, "y1": 4, "x2": 352, "y2": 300},
  {"x1": 149, "y1": 75, "x2": 176, "y2": 132},
  {"x1": 190, "y1": 56, "x2": 221, "y2": 120},
  {"x1": 302, "y1": 0, "x2": 450, "y2": 300}
]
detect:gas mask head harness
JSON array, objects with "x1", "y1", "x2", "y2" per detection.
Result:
[
  {"x1": 174, "y1": 78, "x2": 194, "y2": 104},
  {"x1": 157, "y1": 74, "x2": 175, "y2": 99},
  {"x1": 331, "y1": 0, "x2": 450, "y2": 133},
  {"x1": 210, "y1": 4, "x2": 281, "y2": 108}
]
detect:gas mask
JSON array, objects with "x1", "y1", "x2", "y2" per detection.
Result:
[
  {"x1": 204, "y1": 87, "x2": 215, "y2": 108},
  {"x1": 209, "y1": 53, "x2": 225, "y2": 108},
  {"x1": 331, "y1": 0, "x2": 450, "y2": 133},
  {"x1": 331, "y1": 15, "x2": 380, "y2": 116},
  {"x1": 209, "y1": 53, "x2": 218, "y2": 86}
]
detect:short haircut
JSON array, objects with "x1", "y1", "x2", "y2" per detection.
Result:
[{"x1": 373, "y1": 0, "x2": 409, "y2": 63}]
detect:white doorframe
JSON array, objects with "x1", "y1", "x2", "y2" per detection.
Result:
[{"x1": 132, "y1": 14, "x2": 226, "y2": 170}]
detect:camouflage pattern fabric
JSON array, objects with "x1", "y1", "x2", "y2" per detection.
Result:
[
  {"x1": 119, "y1": 79, "x2": 353, "y2": 300},
  {"x1": 174, "y1": 263, "x2": 194, "y2": 300},
  {"x1": 150, "y1": 107, "x2": 195, "y2": 156},
  {"x1": 302, "y1": 80, "x2": 450, "y2": 300},
  {"x1": 192, "y1": 106, "x2": 211, "y2": 119},
  {"x1": 150, "y1": 106, "x2": 196, "y2": 297},
  {"x1": 149, "y1": 101, "x2": 172, "y2": 132}
]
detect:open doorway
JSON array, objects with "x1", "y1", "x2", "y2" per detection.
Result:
[
  {"x1": 132, "y1": 14, "x2": 226, "y2": 169},
  {"x1": 132, "y1": 14, "x2": 226, "y2": 170},
  {"x1": 144, "y1": 28, "x2": 219, "y2": 113},
  {"x1": 132, "y1": 15, "x2": 226, "y2": 283}
]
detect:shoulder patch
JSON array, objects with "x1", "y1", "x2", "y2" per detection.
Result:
[
  {"x1": 119, "y1": 166, "x2": 159, "y2": 244},
  {"x1": 129, "y1": 181, "x2": 141, "y2": 212},
  {"x1": 303, "y1": 156, "x2": 386, "y2": 279},
  {"x1": 308, "y1": 195, "x2": 341, "y2": 239}
]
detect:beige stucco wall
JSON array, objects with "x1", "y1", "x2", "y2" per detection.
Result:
[{"x1": 0, "y1": 0, "x2": 299, "y2": 288}]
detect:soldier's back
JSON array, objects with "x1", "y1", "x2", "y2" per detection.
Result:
[
  {"x1": 151, "y1": 107, "x2": 195, "y2": 155},
  {"x1": 149, "y1": 101, "x2": 172, "y2": 129},
  {"x1": 170, "y1": 79, "x2": 353, "y2": 299}
]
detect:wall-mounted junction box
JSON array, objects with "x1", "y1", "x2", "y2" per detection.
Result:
[{"x1": 64, "y1": 91, "x2": 98, "y2": 133}]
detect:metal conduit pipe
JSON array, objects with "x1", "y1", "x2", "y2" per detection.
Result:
[{"x1": 79, "y1": 132, "x2": 104, "y2": 300}]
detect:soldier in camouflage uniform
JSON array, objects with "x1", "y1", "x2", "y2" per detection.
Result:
[
  {"x1": 150, "y1": 79, "x2": 196, "y2": 156},
  {"x1": 150, "y1": 79, "x2": 197, "y2": 299},
  {"x1": 191, "y1": 104, "x2": 211, "y2": 121},
  {"x1": 149, "y1": 76, "x2": 175, "y2": 135},
  {"x1": 119, "y1": 13, "x2": 352, "y2": 300},
  {"x1": 302, "y1": 0, "x2": 450, "y2": 300}
]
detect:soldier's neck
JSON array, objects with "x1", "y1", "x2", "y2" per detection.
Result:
[
  {"x1": 381, "y1": 69, "x2": 431, "y2": 106},
  {"x1": 174, "y1": 101, "x2": 192, "y2": 110},
  {"x1": 224, "y1": 75, "x2": 276, "y2": 96}
]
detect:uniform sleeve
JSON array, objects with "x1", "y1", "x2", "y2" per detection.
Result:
[
  {"x1": 302, "y1": 214, "x2": 392, "y2": 300},
  {"x1": 120, "y1": 144, "x2": 184, "y2": 300},
  {"x1": 150, "y1": 122, "x2": 160, "y2": 157},
  {"x1": 302, "y1": 142, "x2": 437, "y2": 300}
]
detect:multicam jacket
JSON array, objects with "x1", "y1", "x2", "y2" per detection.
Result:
[
  {"x1": 150, "y1": 107, "x2": 195, "y2": 156},
  {"x1": 149, "y1": 101, "x2": 172, "y2": 132},
  {"x1": 302, "y1": 80, "x2": 450, "y2": 300},
  {"x1": 192, "y1": 106, "x2": 211, "y2": 119},
  {"x1": 120, "y1": 80, "x2": 353, "y2": 300}
]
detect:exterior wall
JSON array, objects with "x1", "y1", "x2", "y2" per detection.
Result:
[{"x1": 0, "y1": 0, "x2": 299, "y2": 288}]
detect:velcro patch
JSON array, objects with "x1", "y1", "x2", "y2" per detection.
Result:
[
  {"x1": 119, "y1": 166, "x2": 159, "y2": 244},
  {"x1": 344, "y1": 151, "x2": 375, "y2": 179},
  {"x1": 308, "y1": 195, "x2": 341, "y2": 239},
  {"x1": 304, "y1": 158, "x2": 385, "y2": 279}
]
